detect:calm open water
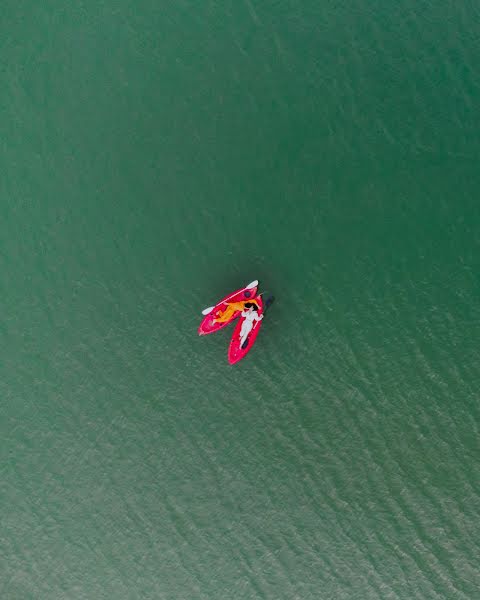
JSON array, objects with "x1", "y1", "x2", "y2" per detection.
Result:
[{"x1": 2, "y1": 1, "x2": 480, "y2": 598}]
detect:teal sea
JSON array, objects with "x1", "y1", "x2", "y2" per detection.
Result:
[{"x1": 2, "y1": 1, "x2": 480, "y2": 598}]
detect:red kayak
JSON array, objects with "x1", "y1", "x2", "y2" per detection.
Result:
[
  {"x1": 198, "y1": 280, "x2": 258, "y2": 336},
  {"x1": 228, "y1": 295, "x2": 264, "y2": 364}
]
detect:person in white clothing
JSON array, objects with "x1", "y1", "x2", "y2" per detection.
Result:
[{"x1": 239, "y1": 303, "x2": 263, "y2": 347}]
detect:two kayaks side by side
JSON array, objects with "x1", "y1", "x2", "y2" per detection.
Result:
[{"x1": 198, "y1": 281, "x2": 258, "y2": 336}]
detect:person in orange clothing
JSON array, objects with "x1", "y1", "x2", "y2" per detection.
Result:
[{"x1": 214, "y1": 298, "x2": 259, "y2": 324}]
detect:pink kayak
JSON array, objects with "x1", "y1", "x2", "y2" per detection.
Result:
[
  {"x1": 198, "y1": 280, "x2": 258, "y2": 336},
  {"x1": 228, "y1": 295, "x2": 264, "y2": 364}
]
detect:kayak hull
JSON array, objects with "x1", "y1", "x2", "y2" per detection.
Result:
[
  {"x1": 228, "y1": 295, "x2": 263, "y2": 364},
  {"x1": 198, "y1": 284, "x2": 258, "y2": 335}
]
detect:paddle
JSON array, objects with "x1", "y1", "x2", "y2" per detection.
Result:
[
  {"x1": 240, "y1": 295, "x2": 275, "y2": 349},
  {"x1": 201, "y1": 280, "x2": 258, "y2": 315}
]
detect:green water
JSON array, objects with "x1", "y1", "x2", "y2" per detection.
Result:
[{"x1": 2, "y1": 1, "x2": 480, "y2": 598}]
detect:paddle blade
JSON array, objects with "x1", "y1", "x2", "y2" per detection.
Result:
[
  {"x1": 246, "y1": 280, "x2": 258, "y2": 289},
  {"x1": 201, "y1": 306, "x2": 215, "y2": 315},
  {"x1": 265, "y1": 296, "x2": 275, "y2": 310}
]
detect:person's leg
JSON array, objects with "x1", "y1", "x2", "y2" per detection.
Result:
[{"x1": 239, "y1": 320, "x2": 252, "y2": 343}]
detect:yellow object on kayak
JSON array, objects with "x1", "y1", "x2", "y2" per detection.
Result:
[{"x1": 214, "y1": 299, "x2": 259, "y2": 323}]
